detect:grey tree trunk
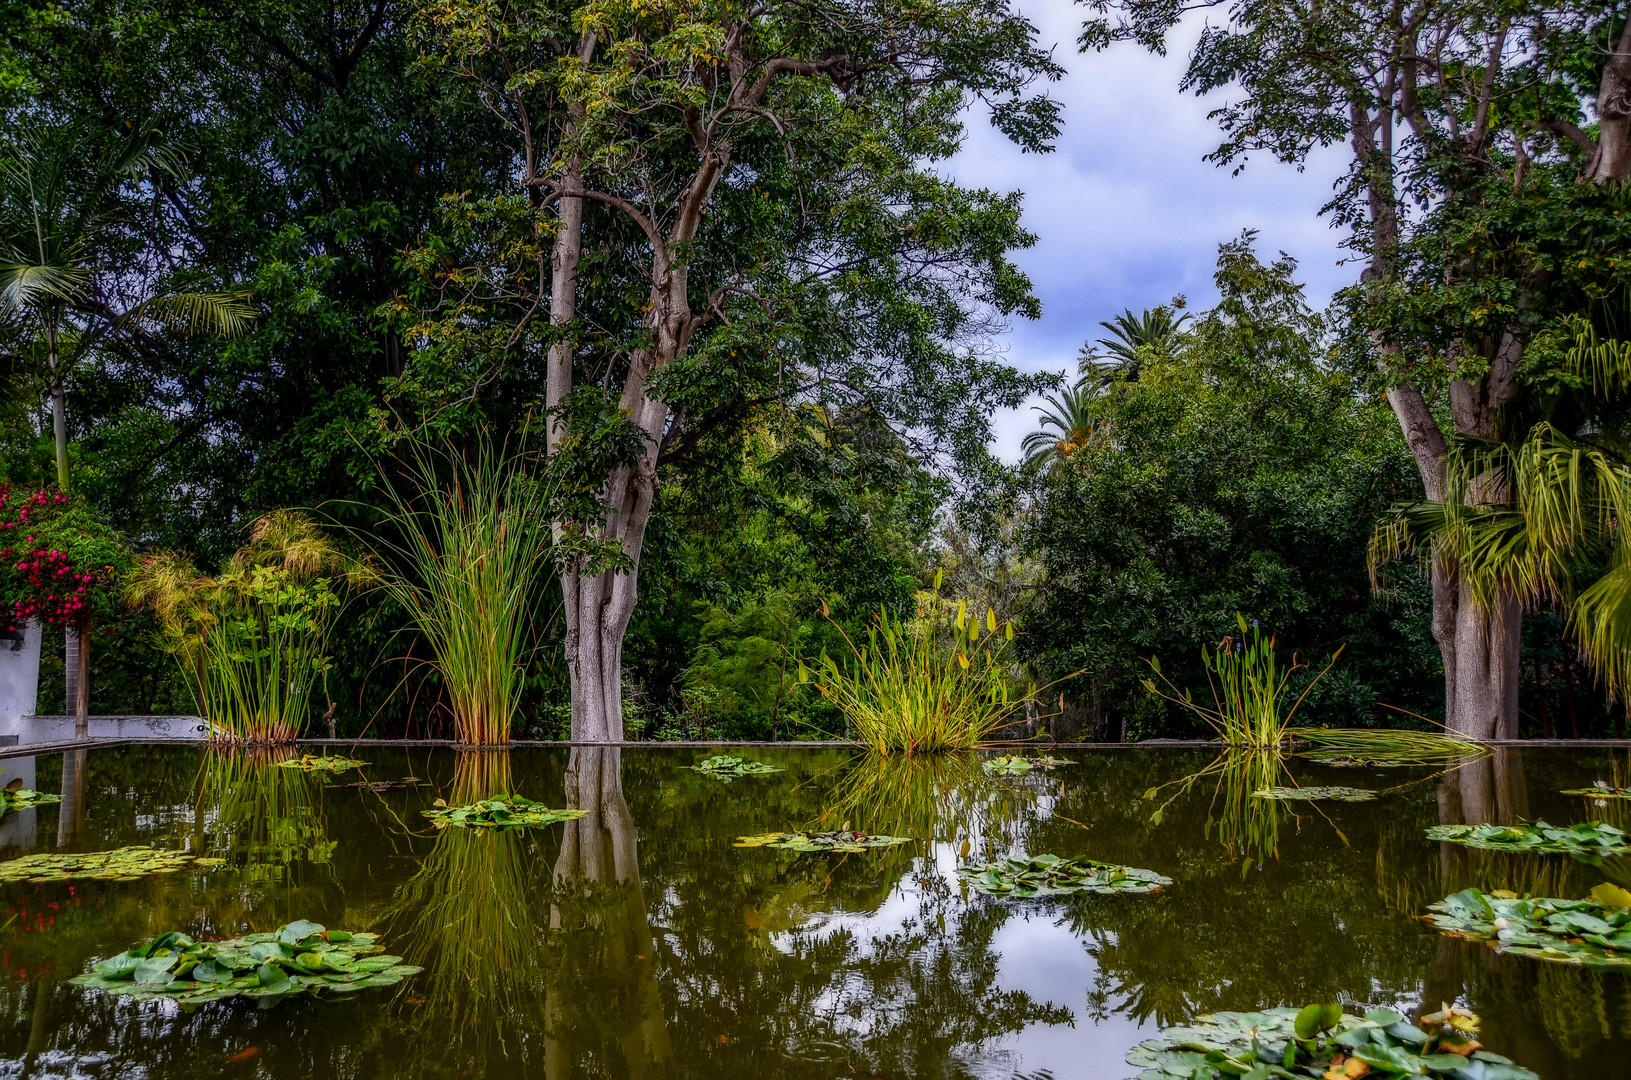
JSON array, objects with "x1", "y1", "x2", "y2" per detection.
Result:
[
  {"x1": 1587, "y1": 20, "x2": 1631, "y2": 183},
  {"x1": 72, "y1": 625, "x2": 89, "y2": 740}
]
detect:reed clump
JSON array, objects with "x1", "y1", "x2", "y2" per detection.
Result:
[
  {"x1": 362, "y1": 443, "x2": 552, "y2": 747},
  {"x1": 805, "y1": 573, "x2": 1046, "y2": 754},
  {"x1": 128, "y1": 511, "x2": 357, "y2": 743}
]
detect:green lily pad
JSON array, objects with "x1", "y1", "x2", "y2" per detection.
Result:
[
  {"x1": 687, "y1": 756, "x2": 782, "y2": 779},
  {"x1": 0, "y1": 787, "x2": 61, "y2": 816},
  {"x1": 733, "y1": 830, "x2": 911, "y2": 853},
  {"x1": 274, "y1": 754, "x2": 368, "y2": 773},
  {"x1": 1423, "y1": 884, "x2": 1631, "y2": 971},
  {"x1": 71, "y1": 921, "x2": 421, "y2": 1008},
  {"x1": 981, "y1": 754, "x2": 1074, "y2": 774},
  {"x1": 1426, "y1": 820, "x2": 1630, "y2": 862},
  {"x1": 1562, "y1": 781, "x2": 1631, "y2": 800},
  {"x1": 1127, "y1": 1003, "x2": 1538, "y2": 1079},
  {"x1": 957, "y1": 853, "x2": 1170, "y2": 897},
  {"x1": 329, "y1": 777, "x2": 425, "y2": 791},
  {"x1": 0, "y1": 846, "x2": 225, "y2": 885},
  {"x1": 422, "y1": 794, "x2": 587, "y2": 830},
  {"x1": 1252, "y1": 785, "x2": 1377, "y2": 802}
]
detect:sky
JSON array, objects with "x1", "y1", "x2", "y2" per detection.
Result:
[{"x1": 947, "y1": 0, "x2": 1354, "y2": 462}]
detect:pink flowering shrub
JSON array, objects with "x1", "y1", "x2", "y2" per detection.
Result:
[{"x1": 0, "y1": 485, "x2": 131, "y2": 633}]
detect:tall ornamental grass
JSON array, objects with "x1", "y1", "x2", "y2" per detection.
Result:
[
  {"x1": 128, "y1": 512, "x2": 353, "y2": 744},
  {"x1": 363, "y1": 443, "x2": 551, "y2": 747},
  {"x1": 805, "y1": 574, "x2": 1046, "y2": 753}
]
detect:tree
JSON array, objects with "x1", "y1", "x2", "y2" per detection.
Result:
[
  {"x1": 406, "y1": 0, "x2": 1063, "y2": 740},
  {"x1": 1020, "y1": 379, "x2": 1102, "y2": 470},
  {"x1": 1080, "y1": 0, "x2": 1631, "y2": 738},
  {"x1": 1079, "y1": 305, "x2": 1189, "y2": 386}
]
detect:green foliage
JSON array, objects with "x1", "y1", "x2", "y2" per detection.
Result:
[
  {"x1": 1025, "y1": 240, "x2": 1438, "y2": 737},
  {"x1": 0, "y1": 485, "x2": 131, "y2": 630},
  {"x1": 0, "y1": 786, "x2": 59, "y2": 814},
  {"x1": 70, "y1": 923, "x2": 422, "y2": 1006},
  {"x1": 981, "y1": 754, "x2": 1072, "y2": 774},
  {"x1": 687, "y1": 756, "x2": 782, "y2": 780},
  {"x1": 1425, "y1": 884, "x2": 1631, "y2": 972},
  {"x1": 273, "y1": 754, "x2": 368, "y2": 774},
  {"x1": 1251, "y1": 785, "x2": 1376, "y2": 802},
  {"x1": 423, "y1": 795, "x2": 587, "y2": 831},
  {"x1": 732, "y1": 830, "x2": 912, "y2": 853},
  {"x1": 1125, "y1": 1004, "x2": 1537, "y2": 1080},
  {"x1": 1426, "y1": 821, "x2": 1631, "y2": 862},
  {"x1": 126, "y1": 512, "x2": 356, "y2": 743},
  {"x1": 1563, "y1": 782, "x2": 1631, "y2": 800},
  {"x1": 0, "y1": 846, "x2": 222, "y2": 884},
  {"x1": 956, "y1": 854, "x2": 1169, "y2": 897},
  {"x1": 1293, "y1": 727, "x2": 1488, "y2": 766}
]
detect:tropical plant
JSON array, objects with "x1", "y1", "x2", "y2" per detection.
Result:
[
  {"x1": 1078, "y1": 305, "x2": 1189, "y2": 386},
  {"x1": 126, "y1": 511, "x2": 358, "y2": 743},
  {"x1": 1019, "y1": 378, "x2": 1101, "y2": 470},
  {"x1": 805, "y1": 573, "x2": 1058, "y2": 753},
  {"x1": 1424, "y1": 884, "x2": 1631, "y2": 972},
  {"x1": 1426, "y1": 821, "x2": 1631, "y2": 862},
  {"x1": 982, "y1": 754, "x2": 1072, "y2": 774},
  {"x1": 70, "y1": 922, "x2": 421, "y2": 1007},
  {"x1": 422, "y1": 794, "x2": 586, "y2": 831},
  {"x1": 732, "y1": 830, "x2": 912, "y2": 853},
  {"x1": 274, "y1": 754, "x2": 368, "y2": 774},
  {"x1": 687, "y1": 756, "x2": 781, "y2": 779},
  {"x1": 1125, "y1": 1003, "x2": 1537, "y2": 1080},
  {"x1": 355, "y1": 441, "x2": 552, "y2": 746},
  {"x1": 956, "y1": 854, "x2": 1170, "y2": 897},
  {"x1": 1142, "y1": 616, "x2": 1343, "y2": 748}
]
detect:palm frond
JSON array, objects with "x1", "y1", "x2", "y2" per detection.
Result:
[
  {"x1": 1021, "y1": 379, "x2": 1101, "y2": 469},
  {"x1": 0, "y1": 261, "x2": 90, "y2": 309},
  {"x1": 130, "y1": 290, "x2": 256, "y2": 338}
]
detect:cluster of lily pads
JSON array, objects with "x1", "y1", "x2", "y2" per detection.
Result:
[
  {"x1": 1126, "y1": 1003, "x2": 1536, "y2": 1079},
  {"x1": 423, "y1": 794, "x2": 586, "y2": 830},
  {"x1": 733, "y1": 830, "x2": 911, "y2": 853},
  {"x1": 0, "y1": 786, "x2": 61, "y2": 816},
  {"x1": 331, "y1": 777, "x2": 425, "y2": 791},
  {"x1": 1424, "y1": 884, "x2": 1631, "y2": 972},
  {"x1": 274, "y1": 754, "x2": 368, "y2": 774},
  {"x1": 689, "y1": 756, "x2": 782, "y2": 779},
  {"x1": 957, "y1": 853, "x2": 1169, "y2": 898},
  {"x1": 1561, "y1": 780, "x2": 1631, "y2": 800},
  {"x1": 0, "y1": 846, "x2": 224, "y2": 884},
  {"x1": 1251, "y1": 785, "x2": 1377, "y2": 802},
  {"x1": 981, "y1": 754, "x2": 1073, "y2": 775},
  {"x1": 71, "y1": 921, "x2": 420, "y2": 1007},
  {"x1": 1425, "y1": 820, "x2": 1629, "y2": 862}
]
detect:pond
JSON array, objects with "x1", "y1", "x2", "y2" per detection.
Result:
[{"x1": 0, "y1": 744, "x2": 1623, "y2": 1078}]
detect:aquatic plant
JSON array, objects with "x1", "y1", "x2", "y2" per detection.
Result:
[
  {"x1": 957, "y1": 854, "x2": 1169, "y2": 897},
  {"x1": 71, "y1": 921, "x2": 420, "y2": 1006},
  {"x1": 1126, "y1": 1003, "x2": 1537, "y2": 1079},
  {"x1": 423, "y1": 794, "x2": 586, "y2": 830},
  {"x1": 804, "y1": 572, "x2": 1059, "y2": 753},
  {"x1": 981, "y1": 754, "x2": 1073, "y2": 774},
  {"x1": 354, "y1": 441, "x2": 552, "y2": 746},
  {"x1": 0, "y1": 786, "x2": 60, "y2": 815},
  {"x1": 1424, "y1": 884, "x2": 1631, "y2": 972},
  {"x1": 688, "y1": 755, "x2": 781, "y2": 779},
  {"x1": 199, "y1": 747, "x2": 335, "y2": 879},
  {"x1": 1142, "y1": 615, "x2": 1342, "y2": 747},
  {"x1": 1251, "y1": 785, "x2": 1377, "y2": 802},
  {"x1": 1427, "y1": 821, "x2": 1630, "y2": 862},
  {"x1": 0, "y1": 846, "x2": 223, "y2": 884},
  {"x1": 1292, "y1": 726, "x2": 1486, "y2": 765},
  {"x1": 274, "y1": 753, "x2": 368, "y2": 773},
  {"x1": 1563, "y1": 781, "x2": 1631, "y2": 800},
  {"x1": 127, "y1": 511, "x2": 359, "y2": 743},
  {"x1": 331, "y1": 777, "x2": 425, "y2": 791},
  {"x1": 733, "y1": 830, "x2": 912, "y2": 853}
]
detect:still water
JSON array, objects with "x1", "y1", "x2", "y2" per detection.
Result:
[{"x1": 0, "y1": 744, "x2": 1623, "y2": 1079}]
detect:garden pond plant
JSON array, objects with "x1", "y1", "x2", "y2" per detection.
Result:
[
  {"x1": 1251, "y1": 785, "x2": 1377, "y2": 802},
  {"x1": 688, "y1": 755, "x2": 782, "y2": 779},
  {"x1": 1425, "y1": 821, "x2": 1630, "y2": 862},
  {"x1": 1125, "y1": 1003, "x2": 1538, "y2": 1079},
  {"x1": 0, "y1": 786, "x2": 60, "y2": 815},
  {"x1": 0, "y1": 846, "x2": 225, "y2": 884},
  {"x1": 70, "y1": 921, "x2": 421, "y2": 1007},
  {"x1": 1561, "y1": 781, "x2": 1631, "y2": 799},
  {"x1": 733, "y1": 830, "x2": 912, "y2": 853},
  {"x1": 981, "y1": 754, "x2": 1073, "y2": 774},
  {"x1": 423, "y1": 794, "x2": 587, "y2": 830},
  {"x1": 1423, "y1": 884, "x2": 1631, "y2": 971},
  {"x1": 957, "y1": 853, "x2": 1170, "y2": 897},
  {"x1": 275, "y1": 754, "x2": 368, "y2": 773}
]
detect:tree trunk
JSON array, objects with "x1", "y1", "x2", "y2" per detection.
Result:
[
  {"x1": 1587, "y1": 19, "x2": 1631, "y2": 182},
  {"x1": 73, "y1": 624, "x2": 89, "y2": 740}
]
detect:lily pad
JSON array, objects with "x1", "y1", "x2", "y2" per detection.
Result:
[
  {"x1": 688, "y1": 756, "x2": 782, "y2": 779},
  {"x1": 1426, "y1": 820, "x2": 1630, "y2": 863},
  {"x1": 422, "y1": 794, "x2": 587, "y2": 830},
  {"x1": 981, "y1": 754, "x2": 1074, "y2": 774},
  {"x1": 1561, "y1": 781, "x2": 1631, "y2": 800},
  {"x1": 957, "y1": 853, "x2": 1169, "y2": 897},
  {"x1": 274, "y1": 754, "x2": 368, "y2": 773},
  {"x1": 733, "y1": 830, "x2": 911, "y2": 853},
  {"x1": 1126, "y1": 1003, "x2": 1537, "y2": 1079},
  {"x1": 0, "y1": 787, "x2": 61, "y2": 816},
  {"x1": 0, "y1": 846, "x2": 225, "y2": 885},
  {"x1": 1252, "y1": 785, "x2": 1377, "y2": 802},
  {"x1": 330, "y1": 777, "x2": 426, "y2": 791},
  {"x1": 1423, "y1": 885, "x2": 1631, "y2": 972},
  {"x1": 71, "y1": 921, "x2": 421, "y2": 1008}
]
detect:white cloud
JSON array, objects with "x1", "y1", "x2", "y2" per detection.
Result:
[{"x1": 947, "y1": 0, "x2": 1352, "y2": 462}]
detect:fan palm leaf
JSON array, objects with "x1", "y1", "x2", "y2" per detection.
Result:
[{"x1": 1021, "y1": 379, "x2": 1100, "y2": 470}]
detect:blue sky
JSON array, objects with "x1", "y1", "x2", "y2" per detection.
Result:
[{"x1": 948, "y1": 1, "x2": 1353, "y2": 461}]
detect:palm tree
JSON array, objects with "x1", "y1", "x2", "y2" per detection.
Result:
[
  {"x1": 1078, "y1": 306, "x2": 1190, "y2": 387},
  {"x1": 0, "y1": 125, "x2": 254, "y2": 491},
  {"x1": 1021, "y1": 378, "x2": 1100, "y2": 470},
  {"x1": 1372, "y1": 318, "x2": 1631, "y2": 703}
]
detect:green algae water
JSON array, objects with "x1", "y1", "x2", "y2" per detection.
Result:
[{"x1": 0, "y1": 744, "x2": 1623, "y2": 1078}]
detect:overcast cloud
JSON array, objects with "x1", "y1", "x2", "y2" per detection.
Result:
[{"x1": 948, "y1": 0, "x2": 1354, "y2": 462}]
